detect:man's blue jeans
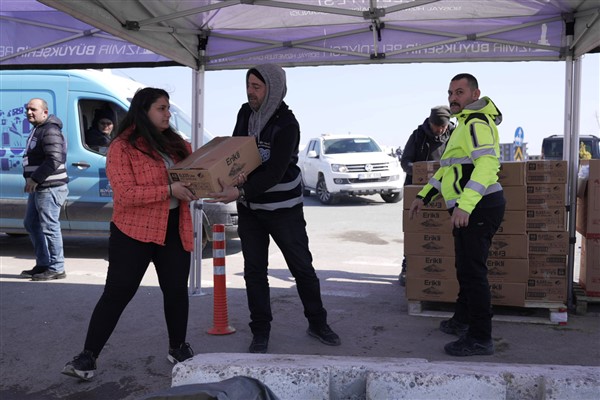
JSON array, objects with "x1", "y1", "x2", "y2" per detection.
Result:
[{"x1": 24, "y1": 185, "x2": 68, "y2": 272}]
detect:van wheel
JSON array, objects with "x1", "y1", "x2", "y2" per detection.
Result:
[
  {"x1": 317, "y1": 176, "x2": 337, "y2": 205},
  {"x1": 381, "y1": 191, "x2": 402, "y2": 203}
]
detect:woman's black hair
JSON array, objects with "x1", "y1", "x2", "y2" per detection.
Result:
[{"x1": 115, "y1": 87, "x2": 189, "y2": 161}]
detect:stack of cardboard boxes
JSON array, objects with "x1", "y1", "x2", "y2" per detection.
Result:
[
  {"x1": 576, "y1": 159, "x2": 600, "y2": 297},
  {"x1": 525, "y1": 161, "x2": 569, "y2": 303},
  {"x1": 403, "y1": 160, "x2": 570, "y2": 307}
]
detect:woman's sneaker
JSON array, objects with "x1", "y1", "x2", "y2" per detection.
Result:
[
  {"x1": 167, "y1": 342, "x2": 194, "y2": 364},
  {"x1": 62, "y1": 350, "x2": 96, "y2": 381}
]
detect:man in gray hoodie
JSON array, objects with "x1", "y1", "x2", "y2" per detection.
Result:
[{"x1": 208, "y1": 64, "x2": 340, "y2": 354}]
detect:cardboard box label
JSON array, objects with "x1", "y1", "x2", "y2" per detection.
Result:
[
  {"x1": 403, "y1": 209, "x2": 450, "y2": 233},
  {"x1": 526, "y1": 184, "x2": 566, "y2": 209},
  {"x1": 526, "y1": 278, "x2": 567, "y2": 303},
  {"x1": 526, "y1": 208, "x2": 566, "y2": 231},
  {"x1": 526, "y1": 160, "x2": 568, "y2": 184},
  {"x1": 406, "y1": 255, "x2": 455, "y2": 280},
  {"x1": 528, "y1": 231, "x2": 569, "y2": 255}
]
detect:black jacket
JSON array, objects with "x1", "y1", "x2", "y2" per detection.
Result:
[
  {"x1": 400, "y1": 117, "x2": 454, "y2": 185},
  {"x1": 23, "y1": 115, "x2": 69, "y2": 188},
  {"x1": 233, "y1": 101, "x2": 303, "y2": 211}
]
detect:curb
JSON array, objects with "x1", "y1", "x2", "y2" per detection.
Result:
[{"x1": 172, "y1": 354, "x2": 600, "y2": 399}]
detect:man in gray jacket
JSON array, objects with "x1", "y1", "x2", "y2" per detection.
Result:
[{"x1": 19, "y1": 98, "x2": 69, "y2": 281}]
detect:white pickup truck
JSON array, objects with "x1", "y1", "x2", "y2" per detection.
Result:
[{"x1": 299, "y1": 134, "x2": 404, "y2": 205}]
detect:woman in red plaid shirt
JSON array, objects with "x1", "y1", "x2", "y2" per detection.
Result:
[{"x1": 62, "y1": 88, "x2": 198, "y2": 381}]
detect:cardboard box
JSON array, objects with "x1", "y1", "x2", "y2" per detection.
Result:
[
  {"x1": 529, "y1": 254, "x2": 567, "y2": 279},
  {"x1": 406, "y1": 255, "x2": 455, "y2": 280},
  {"x1": 407, "y1": 277, "x2": 525, "y2": 306},
  {"x1": 496, "y1": 210, "x2": 527, "y2": 235},
  {"x1": 405, "y1": 232, "x2": 528, "y2": 259},
  {"x1": 526, "y1": 277, "x2": 567, "y2": 303},
  {"x1": 488, "y1": 234, "x2": 529, "y2": 259},
  {"x1": 406, "y1": 277, "x2": 459, "y2": 302},
  {"x1": 404, "y1": 233, "x2": 454, "y2": 256},
  {"x1": 405, "y1": 256, "x2": 528, "y2": 282},
  {"x1": 526, "y1": 160, "x2": 568, "y2": 184},
  {"x1": 489, "y1": 282, "x2": 526, "y2": 307},
  {"x1": 579, "y1": 235, "x2": 600, "y2": 296},
  {"x1": 498, "y1": 162, "x2": 526, "y2": 186},
  {"x1": 528, "y1": 231, "x2": 569, "y2": 255},
  {"x1": 412, "y1": 161, "x2": 440, "y2": 185},
  {"x1": 503, "y1": 185, "x2": 526, "y2": 210},
  {"x1": 403, "y1": 185, "x2": 446, "y2": 210},
  {"x1": 168, "y1": 136, "x2": 261, "y2": 198},
  {"x1": 403, "y1": 209, "x2": 450, "y2": 233},
  {"x1": 526, "y1": 183, "x2": 566, "y2": 209},
  {"x1": 487, "y1": 258, "x2": 529, "y2": 283},
  {"x1": 576, "y1": 159, "x2": 600, "y2": 236},
  {"x1": 526, "y1": 208, "x2": 566, "y2": 232}
]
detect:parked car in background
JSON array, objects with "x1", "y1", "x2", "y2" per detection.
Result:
[
  {"x1": 541, "y1": 134, "x2": 600, "y2": 160},
  {"x1": 0, "y1": 69, "x2": 237, "y2": 246},
  {"x1": 299, "y1": 134, "x2": 404, "y2": 205}
]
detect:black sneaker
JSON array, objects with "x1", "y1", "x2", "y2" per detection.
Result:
[
  {"x1": 444, "y1": 336, "x2": 494, "y2": 356},
  {"x1": 248, "y1": 335, "x2": 269, "y2": 354},
  {"x1": 307, "y1": 324, "x2": 341, "y2": 346},
  {"x1": 168, "y1": 342, "x2": 194, "y2": 364},
  {"x1": 31, "y1": 270, "x2": 66, "y2": 281},
  {"x1": 439, "y1": 318, "x2": 469, "y2": 336},
  {"x1": 62, "y1": 350, "x2": 97, "y2": 381},
  {"x1": 18, "y1": 265, "x2": 47, "y2": 279}
]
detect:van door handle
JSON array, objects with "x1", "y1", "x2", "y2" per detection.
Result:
[{"x1": 72, "y1": 161, "x2": 91, "y2": 169}]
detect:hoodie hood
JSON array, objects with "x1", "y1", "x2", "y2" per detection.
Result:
[
  {"x1": 247, "y1": 64, "x2": 287, "y2": 137},
  {"x1": 461, "y1": 96, "x2": 503, "y2": 126}
]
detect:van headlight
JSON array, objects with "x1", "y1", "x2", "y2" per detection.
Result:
[{"x1": 331, "y1": 164, "x2": 348, "y2": 173}]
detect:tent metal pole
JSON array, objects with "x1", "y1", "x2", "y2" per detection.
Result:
[
  {"x1": 566, "y1": 56, "x2": 582, "y2": 311},
  {"x1": 562, "y1": 28, "x2": 575, "y2": 310},
  {"x1": 189, "y1": 65, "x2": 208, "y2": 296}
]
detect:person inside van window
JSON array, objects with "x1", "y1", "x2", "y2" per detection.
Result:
[
  {"x1": 85, "y1": 108, "x2": 115, "y2": 153},
  {"x1": 62, "y1": 88, "x2": 199, "y2": 381}
]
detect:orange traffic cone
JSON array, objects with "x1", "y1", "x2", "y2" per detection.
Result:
[{"x1": 207, "y1": 224, "x2": 236, "y2": 335}]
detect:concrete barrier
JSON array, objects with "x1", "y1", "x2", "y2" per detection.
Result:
[{"x1": 172, "y1": 354, "x2": 600, "y2": 400}]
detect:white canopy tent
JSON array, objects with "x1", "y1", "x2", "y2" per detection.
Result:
[{"x1": 3, "y1": 0, "x2": 599, "y2": 307}]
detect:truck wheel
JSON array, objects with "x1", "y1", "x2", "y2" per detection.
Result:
[
  {"x1": 302, "y1": 181, "x2": 311, "y2": 196},
  {"x1": 381, "y1": 191, "x2": 402, "y2": 203},
  {"x1": 317, "y1": 176, "x2": 337, "y2": 205}
]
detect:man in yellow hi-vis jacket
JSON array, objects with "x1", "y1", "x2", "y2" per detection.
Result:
[{"x1": 409, "y1": 73, "x2": 506, "y2": 357}]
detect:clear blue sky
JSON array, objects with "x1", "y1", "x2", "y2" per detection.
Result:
[{"x1": 113, "y1": 54, "x2": 599, "y2": 155}]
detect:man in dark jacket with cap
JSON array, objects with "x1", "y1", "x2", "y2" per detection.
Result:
[
  {"x1": 19, "y1": 98, "x2": 69, "y2": 281},
  {"x1": 208, "y1": 64, "x2": 340, "y2": 354},
  {"x1": 398, "y1": 105, "x2": 454, "y2": 286}
]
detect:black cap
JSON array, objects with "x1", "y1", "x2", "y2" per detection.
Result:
[{"x1": 429, "y1": 105, "x2": 451, "y2": 126}]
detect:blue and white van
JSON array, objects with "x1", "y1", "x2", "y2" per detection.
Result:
[{"x1": 0, "y1": 69, "x2": 237, "y2": 243}]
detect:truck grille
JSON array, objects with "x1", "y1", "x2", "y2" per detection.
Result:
[{"x1": 346, "y1": 163, "x2": 389, "y2": 172}]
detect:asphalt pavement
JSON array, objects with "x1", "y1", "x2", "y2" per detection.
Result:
[{"x1": 1, "y1": 195, "x2": 599, "y2": 399}]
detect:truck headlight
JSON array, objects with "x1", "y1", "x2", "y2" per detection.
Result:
[{"x1": 331, "y1": 164, "x2": 348, "y2": 173}]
